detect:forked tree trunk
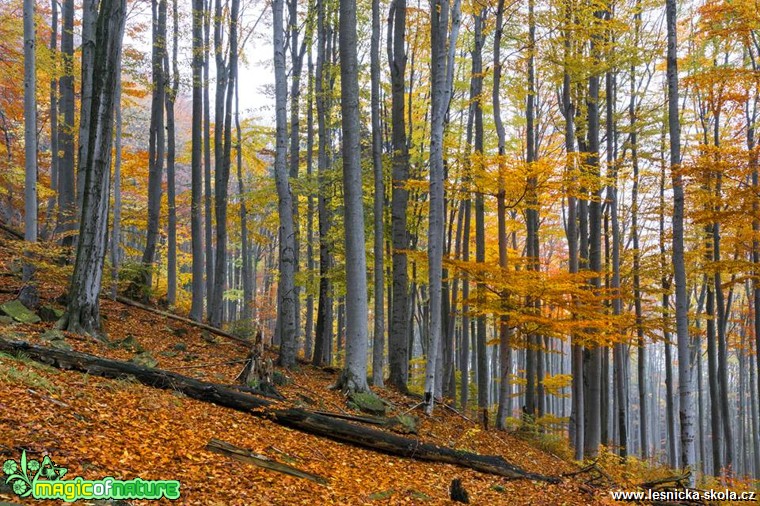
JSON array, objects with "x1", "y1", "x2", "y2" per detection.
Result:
[{"x1": 59, "y1": 0, "x2": 126, "y2": 337}]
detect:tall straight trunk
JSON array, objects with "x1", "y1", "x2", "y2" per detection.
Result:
[
  {"x1": 203, "y1": 0, "x2": 214, "y2": 318},
  {"x1": 747, "y1": 80, "x2": 760, "y2": 479},
  {"x1": 60, "y1": 0, "x2": 126, "y2": 337},
  {"x1": 667, "y1": 0, "x2": 696, "y2": 474},
  {"x1": 711, "y1": 128, "x2": 733, "y2": 473},
  {"x1": 140, "y1": 0, "x2": 167, "y2": 292},
  {"x1": 273, "y1": 0, "x2": 298, "y2": 368},
  {"x1": 629, "y1": 0, "x2": 646, "y2": 458},
  {"x1": 23, "y1": 0, "x2": 37, "y2": 242},
  {"x1": 337, "y1": 0, "x2": 370, "y2": 393},
  {"x1": 42, "y1": 0, "x2": 59, "y2": 240},
  {"x1": 110, "y1": 63, "x2": 123, "y2": 299},
  {"x1": 606, "y1": 62, "x2": 627, "y2": 458},
  {"x1": 235, "y1": 80, "x2": 251, "y2": 320},
  {"x1": 76, "y1": 0, "x2": 98, "y2": 216},
  {"x1": 288, "y1": 0, "x2": 306, "y2": 349},
  {"x1": 560, "y1": 0, "x2": 582, "y2": 458},
  {"x1": 371, "y1": 0, "x2": 385, "y2": 387},
  {"x1": 305, "y1": 48, "x2": 315, "y2": 360},
  {"x1": 164, "y1": 0, "x2": 179, "y2": 306},
  {"x1": 468, "y1": 8, "x2": 487, "y2": 412},
  {"x1": 313, "y1": 0, "x2": 333, "y2": 367},
  {"x1": 57, "y1": 0, "x2": 76, "y2": 246},
  {"x1": 387, "y1": 0, "x2": 411, "y2": 390},
  {"x1": 189, "y1": 0, "x2": 205, "y2": 321},
  {"x1": 660, "y1": 133, "x2": 678, "y2": 469},
  {"x1": 493, "y1": 0, "x2": 510, "y2": 429},
  {"x1": 585, "y1": 9, "x2": 603, "y2": 458},
  {"x1": 524, "y1": 0, "x2": 539, "y2": 419}
]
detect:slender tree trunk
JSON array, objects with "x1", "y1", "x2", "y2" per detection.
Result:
[
  {"x1": 387, "y1": 0, "x2": 410, "y2": 390},
  {"x1": 164, "y1": 0, "x2": 179, "y2": 306},
  {"x1": 204, "y1": 0, "x2": 214, "y2": 319},
  {"x1": 667, "y1": 0, "x2": 697, "y2": 473},
  {"x1": 235, "y1": 80, "x2": 251, "y2": 320},
  {"x1": 140, "y1": 0, "x2": 167, "y2": 294},
  {"x1": 110, "y1": 62, "x2": 123, "y2": 299},
  {"x1": 336, "y1": 0, "x2": 370, "y2": 393},
  {"x1": 274, "y1": 0, "x2": 298, "y2": 368},
  {"x1": 189, "y1": 0, "x2": 205, "y2": 321},
  {"x1": 23, "y1": 0, "x2": 37, "y2": 242},
  {"x1": 305, "y1": 48, "x2": 315, "y2": 361},
  {"x1": 42, "y1": 0, "x2": 58, "y2": 240},
  {"x1": 57, "y1": 0, "x2": 76, "y2": 246},
  {"x1": 371, "y1": 0, "x2": 385, "y2": 387}
]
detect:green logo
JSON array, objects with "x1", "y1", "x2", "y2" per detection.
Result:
[{"x1": 3, "y1": 450, "x2": 180, "y2": 501}]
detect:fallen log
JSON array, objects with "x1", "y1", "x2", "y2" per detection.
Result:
[
  {"x1": 113, "y1": 296, "x2": 251, "y2": 348},
  {"x1": 206, "y1": 438, "x2": 327, "y2": 485},
  {"x1": 272, "y1": 409, "x2": 559, "y2": 483},
  {"x1": 0, "y1": 339, "x2": 271, "y2": 413},
  {"x1": 0, "y1": 339, "x2": 559, "y2": 483}
]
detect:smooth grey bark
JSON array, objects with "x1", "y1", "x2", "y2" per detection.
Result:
[
  {"x1": 164, "y1": 0, "x2": 179, "y2": 306},
  {"x1": 336, "y1": 0, "x2": 370, "y2": 393},
  {"x1": 76, "y1": 0, "x2": 98, "y2": 216},
  {"x1": 313, "y1": 0, "x2": 333, "y2": 367},
  {"x1": 425, "y1": 0, "x2": 462, "y2": 414},
  {"x1": 23, "y1": 0, "x2": 37, "y2": 242},
  {"x1": 606, "y1": 62, "x2": 626, "y2": 458},
  {"x1": 56, "y1": 0, "x2": 75, "y2": 246},
  {"x1": 305, "y1": 48, "x2": 315, "y2": 361},
  {"x1": 189, "y1": 0, "x2": 205, "y2": 321},
  {"x1": 387, "y1": 0, "x2": 410, "y2": 390},
  {"x1": 235, "y1": 75, "x2": 251, "y2": 320},
  {"x1": 494, "y1": 0, "x2": 508, "y2": 426},
  {"x1": 371, "y1": 0, "x2": 385, "y2": 387},
  {"x1": 747, "y1": 72, "x2": 760, "y2": 478},
  {"x1": 667, "y1": 0, "x2": 696, "y2": 482},
  {"x1": 584, "y1": 9, "x2": 603, "y2": 458},
  {"x1": 59, "y1": 0, "x2": 126, "y2": 337},
  {"x1": 140, "y1": 0, "x2": 167, "y2": 293},
  {"x1": 288, "y1": 0, "x2": 306, "y2": 349},
  {"x1": 204, "y1": 0, "x2": 214, "y2": 318},
  {"x1": 524, "y1": 0, "x2": 538, "y2": 419},
  {"x1": 110, "y1": 63, "x2": 122, "y2": 299},
  {"x1": 274, "y1": 0, "x2": 298, "y2": 368},
  {"x1": 629, "y1": 1, "x2": 647, "y2": 457},
  {"x1": 42, "y1": 0, "x2": 58, "y2": 240}
]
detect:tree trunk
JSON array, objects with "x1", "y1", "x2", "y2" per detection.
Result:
[
  {"x1": 305, "y1": 48, "x2": 315, "y2": 361},
  {"x1": 336, "y1": 0, "x2": 370, "y2": 393},
  {"x1": 371, "y1": 0, "x2": 385, "y2": 387},
  {"x1": 203, "y1": 0, "x2": 214, "y2": 319},
  {"x1": 387, "y1": 0, "x2": 410, "y2": 391},
  {"x1": 140, "y1": 0, "x2": 167, "y2": 294},
  {"x1": 273, "y1": 0, "x2": 298, "y2": 368},
  {"x1": 667, "y1": 0, "x2": 696, "y2": 482},
  {"x1": 59, "y1": 0, "x2": 126, "y2": 338},
  {"x1": 189, "y1": 0, "x2": 205, "y2": 321},
  {"x1": 76, "y1": 0, "x2": 99, "y2": 217},
  {"x1": 56, "y1": 0, "x2": 76, "y2": 246},
  {"x1": 110, "y1": 62, "x2": 123, "y2": 299},
  {"x1": 23, "y1": 0, "x2": 37, "y2": 242},
  {"x1": 164, "y1": 0, "x2": 179, "y2": 306}
]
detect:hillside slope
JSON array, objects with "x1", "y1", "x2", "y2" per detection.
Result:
[{"x1": 0, "y1": 230, "x2": 613, "y2": 505}]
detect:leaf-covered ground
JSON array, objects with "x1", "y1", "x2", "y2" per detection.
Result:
[{"x1": 0, "y1": 231, "x2": 632, "y2": 505}]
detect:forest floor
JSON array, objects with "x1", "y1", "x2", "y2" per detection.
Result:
[{"x1": 0, "y1": 227, "x2": 696, "y2": 505}]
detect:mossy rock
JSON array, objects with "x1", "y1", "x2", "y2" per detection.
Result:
[
  {"x1": 368, "y1": 489, "x2": 395, "y2": 500},
  {"x1": 0, "y1": 315, "x2": 14, "y2": 325},
  {"x1": 390, "y1": 414, "x2": 419, "y2": 434},
  {"x1": 40, "y1": 329, "x2": 66, "y2": 342},
  {"x1": 0, "y1": 299, "x2": 41, "y2": 324},
  {"x1": 172, "y1": 342, "x2": 187, "y2": 352},
  {"x1": 348, "y1": 391, "x2": 387, "y2": 416},
  {"x1": 114, "y1": 335, "x2": 144, "y2": 353},
  {"x1": 38, "y1": 305, "x2": 64, "y2": 322},
  {"x1": 130, "y1": 351, "x2": 158, "y2": 368}
]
